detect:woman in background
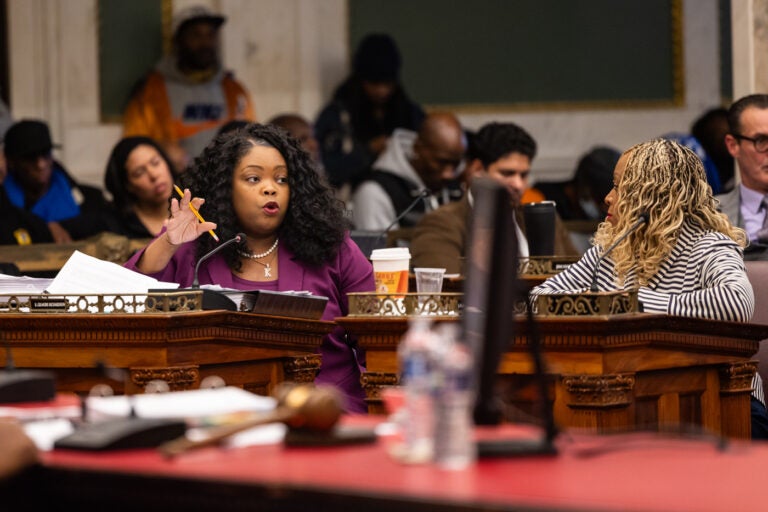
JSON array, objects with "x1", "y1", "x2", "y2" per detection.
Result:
[
  {"x1": 532, "y1": 138, "x2": 752, "y2": 321},
  {"x1": 104, "y1": 136, "x2": 175, "y2": 238},
  {"x1": 532, "y1": 138, "x2": 766, "y2": 438},
  {"x1": 124, "y1": 124, "x2": 374, "y2": 412}
]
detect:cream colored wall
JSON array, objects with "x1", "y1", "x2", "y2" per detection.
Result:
[{"x1": 3, "y1": 0, "x2": 744, "y2": 187}]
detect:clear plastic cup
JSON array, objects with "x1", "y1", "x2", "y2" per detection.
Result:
[
  {"x1": 414, "y1": 267, "x2": 446, "y2": 313},
  {"x1": 414, "y1": 268, "x2": 446, "y2": 294}
]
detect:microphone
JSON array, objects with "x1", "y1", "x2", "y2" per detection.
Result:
[
  {"x1": 374, "y1": 189, "x2": 431, "y2": 247},
  {"x1": 589, "y1": 213, "x2": 649, "y2": 292},
  {"x1": 192, "y1": 232, "x2": 247, "y2": 288}
]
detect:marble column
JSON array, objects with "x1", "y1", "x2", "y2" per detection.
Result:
[{"x1": 731, "y1": 0, "x2": 768, "y2": 97}]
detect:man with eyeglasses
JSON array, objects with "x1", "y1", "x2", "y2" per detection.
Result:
[
  {"x1": 716, "y1": 94, "x2": 768, "y2": 259},
  {"x1": 351, "y1": 112, "x2": 465, "y2": 231}
]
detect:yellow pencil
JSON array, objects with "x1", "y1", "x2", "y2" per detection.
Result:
[{"x1": 174, "y1": 185, "x2": 220, "y2": 242}]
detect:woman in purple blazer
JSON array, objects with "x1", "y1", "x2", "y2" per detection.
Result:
[{"x1": 125, "y1": 123, "x2": 375, "y2": 412}]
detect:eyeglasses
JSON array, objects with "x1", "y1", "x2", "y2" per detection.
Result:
[{"x1": 734, "y1": 134, "x2": 768, "y2": 153}]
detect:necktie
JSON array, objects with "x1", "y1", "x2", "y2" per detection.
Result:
[{"x1": 757, "y1": 196, "x2": 768, "y2": 244}]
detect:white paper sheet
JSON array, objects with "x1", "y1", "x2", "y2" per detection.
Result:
[
  {"x1": 46, "y1": 250, "x2": 179, "y2": 294},
  {"x1": 85, "y1": 386, "x2": 277, "y2": 422}
]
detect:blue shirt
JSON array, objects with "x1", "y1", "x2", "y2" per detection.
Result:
[{"x1": 739, "y1": 184, "x2": 767, "y2": 242}]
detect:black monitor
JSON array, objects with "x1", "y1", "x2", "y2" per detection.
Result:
[{"x1": 461, "y1": 177, "x2": 557, "y2": 457}]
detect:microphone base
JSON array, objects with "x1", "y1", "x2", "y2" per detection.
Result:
[
  {"x1": 0, "y1": 370, "x2": 56, "y2": 404},
  {"x1": 477, "y1": 437, "x2": 557, "y2": 458},
  {"x1": 164, "y1": 288, "x2": 238, "y2": 311},
  {"x1": 201, "y1": 289, "x2": 238, "y2": 311},
  {"x1": 54, "y1": 417, "x2": 187, "y2": 451}
]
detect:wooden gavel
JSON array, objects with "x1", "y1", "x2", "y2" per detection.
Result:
[{"x1": 158, "y1": 383, "x2": 343, "y2": 458}]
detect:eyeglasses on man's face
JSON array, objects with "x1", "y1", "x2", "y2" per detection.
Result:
[{"x1": 734, "y1": 133, "x2": 768, "y2": 153}]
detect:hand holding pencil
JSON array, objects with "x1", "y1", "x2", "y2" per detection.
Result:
[{"x1": 166, "y1": 185, "x2": 219, "y2": 245}]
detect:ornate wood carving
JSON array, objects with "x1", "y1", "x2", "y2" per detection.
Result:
[
  {"x1": 563, "y1": 373, "x2": 635, "y2": 409},
  {"x1": 130, "y1": 365, "x2": 199, "y2": 391},
  {"x1": 719, "y1": 361, "x2": 758, "y2": 394},
  {"x1": 360, "y1": 372, "x2": 399, "y2": 401},
  {"x1": 336, "y1": 315, "x2": 765, "y2": 355},
  {"x1": 347, "y1": 292, "x2": 462, "y2": 317},
  {"x1": 283, "y1": 355, "x2": 322, "y2": 383}
]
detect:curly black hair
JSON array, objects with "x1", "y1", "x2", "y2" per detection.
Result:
[
  {"x1": 104, "y1": 136, "x2": 176, "y2": 215},
  {"x1": 472, "y1": 122, "x2": 537, "y2": 167},
  {"x1": 179, "y1": 123, "x2": 349, "y2": 271}
]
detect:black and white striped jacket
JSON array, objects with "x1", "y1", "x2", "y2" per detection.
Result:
[{"x1": 531, "y1": 221, "x2": 761, "y2": 403}]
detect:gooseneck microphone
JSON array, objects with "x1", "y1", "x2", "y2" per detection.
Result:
[
  {"x1": 374, "y1": 189, "x2": 431, "y2": 246},
  {"x1": 192, "y1": 232, "x2": 247, "y2": 288},
  {"x1": 589, "y1": 213, "x2": 649, "y2": 292}
]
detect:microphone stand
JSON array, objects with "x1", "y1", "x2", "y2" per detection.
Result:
[
  {"x1": 373, "y1": 189, "x2": 431, "y2": 248},
  {"x1": 589, "y1": 213, "x2": 649, "y2": 292},
  {"x1": 476, "y1": 284, "x2": 558, "y2": 458},
  {"x1": 181, "y1": 233, "x2": 247, "y2": 311}
]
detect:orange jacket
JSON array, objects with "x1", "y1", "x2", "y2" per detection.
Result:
[{"x1": 123, "y1": 69, "x2": 255, "y2": 153}]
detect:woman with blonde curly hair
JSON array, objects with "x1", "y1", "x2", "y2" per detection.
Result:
[
  {"x1": 533, "y1": 138, "x2": 768, "y2": 438},
  {"x1": 533, "y1": 138, "x2": 753, "y2": 322}
]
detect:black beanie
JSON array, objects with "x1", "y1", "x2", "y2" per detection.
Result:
[{"x1": 352, "y1": 33, "x2": 402, "y2": 82}]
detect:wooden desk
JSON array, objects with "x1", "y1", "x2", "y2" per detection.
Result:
[
  {"x1": 0, "y1": 232, "x2": 151, "y2": 276},
  {"x1": 7, "y1": 420, "x2": 768, "y2": 511},
  {"x1": 0, "y1": 311, "x2": 332, "y2": 396},
  {"x1": 338, "y1": 314, "x2": 768, "y2": 439}
]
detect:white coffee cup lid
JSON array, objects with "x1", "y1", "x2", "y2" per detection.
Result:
[{"x1": 370, "y1": 247, "x2": 411, "y2": 261}]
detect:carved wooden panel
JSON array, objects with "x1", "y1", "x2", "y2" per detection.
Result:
[
  {"x1": 719, "y1": 361, "x2": 758, "y2": 394},
  {"x1": 563, "y1": 373, "x2": 635, "y2": 409},
  {"x1": 130, "y1": 365, "x2": 199, "y2": 391},
  {"x1": 283, "y1": 355, "x2": 322, "y2": 383}
]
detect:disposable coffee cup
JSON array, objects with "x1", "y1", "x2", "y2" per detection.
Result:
[
  {"x1": 523, "y1": 201, "x2": 556, "y2": 256},
  {"x1": 370, "y1": 247, "x2": 411, "y2": 295}
]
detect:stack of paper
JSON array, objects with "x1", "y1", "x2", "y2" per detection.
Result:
[
  {"x1": 85, "y1": 386, "x2": 276, "y2": 422},
  {"x1": 0, "y1": 274, "x2": 53, "y2": 295},
  {"x1": 47, "y1": 250, "x2": 179, "y2": 295}
]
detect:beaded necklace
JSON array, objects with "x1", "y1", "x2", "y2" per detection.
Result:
[{"x1": 237, "y1": 238, "x2": 279, "y2": 277}]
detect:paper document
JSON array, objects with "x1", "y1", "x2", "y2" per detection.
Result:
[
  {"x1": 85, "y1": 386, "x2": 276, "y2": 422},
  {"x1": 0, "y1": 273, "x2": 53, "y2": 295},
  {"x1": 46, "y1": 250, "x2": 179, "y2": 294}
]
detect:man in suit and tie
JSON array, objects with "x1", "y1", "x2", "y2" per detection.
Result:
[{"x1": 716, "y1": 94, "x2": 768, "y2": 260}]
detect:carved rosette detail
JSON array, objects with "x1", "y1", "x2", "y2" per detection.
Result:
[
  {"x1": 360, "y1": 372, "x2": 399, "y2": 401},
  {"x1": 130, "y1": 365, "x2": 199, "y2": 391},
  {"x1": 283, "y1": 355, "x2": 322, "y2": 383},
  {"x1": 719, "y1": 361, "x2": 758, "y2": 394},
  {"x1": 563, "y1": 373, "x2": 635, "y2": 408}
]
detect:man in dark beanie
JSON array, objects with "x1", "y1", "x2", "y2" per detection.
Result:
[
  {"x1": 3, "y1": 119, "x2": 109, "y2": 243},
  {"x1": 315, "y1": 33, "x2": 425, "y2": 195}
]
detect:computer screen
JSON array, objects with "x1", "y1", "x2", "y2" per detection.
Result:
[{"x1": 461, "y1": 177, "x2": 518, "y2": 426}]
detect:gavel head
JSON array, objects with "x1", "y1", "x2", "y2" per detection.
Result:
[{"x1": 273, "y1": 382, "x2": 343, "y2": 432}]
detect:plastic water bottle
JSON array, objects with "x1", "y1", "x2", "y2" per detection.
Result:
[
  {"x1": 397, "y1": 317, "x2": 437, "y2": 463},
  {"x1": 433, "y1": 323, "x2": 476, "y2": 469}
]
